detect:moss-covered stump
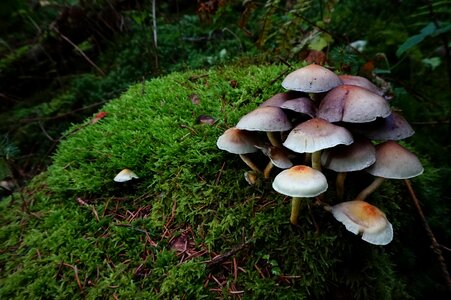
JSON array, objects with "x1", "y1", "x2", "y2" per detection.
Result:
[{"x1": 0, "y1": 64, "x2": 446, "y2": 299}]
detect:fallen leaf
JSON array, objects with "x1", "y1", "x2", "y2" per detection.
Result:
[
  {"x1": 189, "y1": 94, "x2": 201, "y2": 105},
  {"x1": 170, "y1": 235, "x2": 188, "y2": 253},
  {"x1": 91, "y1": 111, "x2": 107, "y2": 124},
  {"x1": 197, "y1": 115, "x2": 215, "y2": 125},
  {"x1": 305, "y1": 50, "x2": 326, "y2": 65}
]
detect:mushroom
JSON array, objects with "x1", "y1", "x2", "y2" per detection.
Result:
[
  {"x1": 356, "y1": 141, "x2": 424, "y2": 200},
  {"x1": 317, "y1": 85, "x2": 391, "y2": 123},
  {"x1": 114, "y1": 169, "x2": 139, "y2": 182},
  {"x1": 321, "y1": 137, "x2": 376, "y2": 199},
  {"x1": 279, "y1": 97, "x2": 317, "y2": 118},
  {"x1": 256, "y1": 145, "x2": 293, "y2": 178},
  {"x1": 244, "y1": 170, "x2": 259, "y2": 185},
  {"x1": 272, "y1": 165, "x2": 328, "y2": 225},
  {"x1": 236, "y1": 106, "x2": 292, "y2": 147},
  {"x1": 326, "y1": 200, "x2": 393, "y2": 245},
  {"x1": 338, "y1": 74, "x2": 384, "y2": 96},
  {"x1": 352, "y1": 112, "x2": 414, "y2": 141},
  {"x1": 282, "y1": 64, "x2": 343, "y2": 93},
  {"x1": 216, "y1": 127, "x2": 263, "y2": 175},
  {"x1": 283, "y1": 118, "x2": 354, "y2": 170},
  {"x1": 259, "y1": 91, "x2": 304, "y2": 108}
]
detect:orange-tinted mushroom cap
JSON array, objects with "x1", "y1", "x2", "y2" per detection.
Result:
[
  {"x1": 331, "y1": 200, "x2": 393, "y2": 245},
  {"x1": 272, "y1": 165, "x2": 328, "y2": 197}
]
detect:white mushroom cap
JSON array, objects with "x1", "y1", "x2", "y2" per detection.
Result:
[
  {"x1": 259, "y1": 91, "x2": 304, "y2": 108},
  {"x1": 272, "y1": 165, "x2": 328, "y2": 197},
  {"x1": 258, "y1": 145, "x2": 293, "y2": 169},
  {"x1": 216, "y1": 127, "x2": 261, "y2": 154},
  {"x1": 365, "y1": 141, "x2": 424, "y2": 179},
  {"x1": 353, "y1": 112, "x2": 415, "y2": 141},
  {"x1": 114, "y1": 169, "x2": 139, "y2": 182},
  {"x1": 283, "y1": 118, "x2": 354, "y2": 153},
  {"x1": 331, "y1": 200, "x2": 393, "y2": 245},
  {"x1": 282, "y1": 64, "x2": 343, "y2": 93},
  {"x1": 321, "y1": 137, "x2": 376, "y2": 172},
  {"x1": 236, "y1": 106, "x2": 292, "y2": 132},
  {"x1": 317, "y1": 85, "x2": 391, "y2": 123},
  {"x1": 280, "y1": 97, "x2": 317, "y2": 118},
  {"x1": 338, "y1": 75, "x2": 384, "y2": 96}
]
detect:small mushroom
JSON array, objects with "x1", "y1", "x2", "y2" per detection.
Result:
[
  {"x1": 326, "y1": 200, "x2": 393, "y2": 245},
  {"x1": 256, "y1": 145, "x2": 293, "y2": 178},
  {"x1": 259, "y1": 91, "x2": 304, "y2": 108},
  {"x1": 279, "y1": 97, "x2": 317, "y2": 118},
  {"x1": 283, "y1": 118, "x2": 354, "y2": 170},
  {"x1": 236, "y1": 106, "x2": 292, "y2": 147},
  {"x1": 216, "y1": 127, "x2": 263, "y2": 175},
  {"x1": 317, "y1": 85, "x2": 391, "y2": 123},
  {"x1": 244, "y1": 170, "x2": 259, "y2": 185},
  {"x1": 321, "y1": 137, "x2": 376, "y2": 199},
  {"x1": 338, "y1": 75, "x2": 384, "y2": 96},
  {"x1": 282, "y1": 64, "x2": 343, "y2": 93},
  {"x1": 352, "y1": 112, "x2": 414, "y2": 141},
  {"x1": 272, "y1": 165, "x2": 328, "y2": 225},
  {"x1": 356, "y1": 141, "x2": 424, "y2": 200},
  {"x1": 114, "y1": 169, "x2": 139, "y2": 182}
]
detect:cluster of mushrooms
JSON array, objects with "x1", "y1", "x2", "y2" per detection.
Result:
[{"x1": 217, "y1": 64, "x2": 424, "y2": 246}]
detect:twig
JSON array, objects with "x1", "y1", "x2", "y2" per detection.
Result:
[
  {"x1": 269, "y1": 67, "x2": 290, "y2": 85},
  {"x1": 76, "y1": 198, "x2": 99, "y2": 222},
  {"x1": 254, "y1": 263, "x2": 265, "y2": 278},
  {"x1": 19, "y1": 100, "x2": 108, "y2": 124},
  {"x1": 205, "y1": 242, "x2": 249, "y2": 267},
  {"x1": 38, "y1": 121, "x2": 55, "y2": 142},
  {"x1": 233, "y1": 257, "x2": 238, "y2": 283},
  {"x1": 152, "y1": 0, "x2": 159, "y2": 69},
  {"x1": 404, "y1": 179, "x2": 451, "y2": 293},
  {"x1": 223, "y1": 27, "x2": 243, "y2": 51},
  {"x1": 214, "y1": 162, "x2": 226, "y2": 185},
  {"x1": 411, "y1": 120, "x2": 450, "y2": 125},
  {"x1": 63, "y1": 263, "x2": 83, "y2": 292},
  {"x1": 441, "y1": 244, "x2": 451, "y2": 253},
  {"x1": 152, "y1": 0, "x2": 158, "y2": 48},
  {"x1": 52, "y1": 27, "x2": 105, "y2": 76}
]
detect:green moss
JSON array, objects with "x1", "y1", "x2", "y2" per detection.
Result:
[{"x1": 0, "y1": 64, "x2": 442, "y2": 299}]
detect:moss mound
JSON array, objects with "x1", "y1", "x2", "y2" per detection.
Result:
[{"x1": 0, "y1": 64, "x2": 439, "y2": 299}]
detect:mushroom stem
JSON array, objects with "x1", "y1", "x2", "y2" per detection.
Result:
[
  {"x1": 267, "y1": 132, "x2": 282, "y2": 147},
  {"x1": 290, "y1": 197, "x2": 303, "y2": 225},
  {"x1": 309, "y1": 93, "x2": 324, "y2": 102},
  {"x1": 304, "y1": 152, "x2": 312, "y2": 165},
  {"x1": 263, "y1": 161, "x2": 274, "y2": 178},
  {"x1": 244, "y1": 170, "x2": 258, "y2": 185},
  {"x1": 336, "y1": 172, "x2": 347, "y2": 199},
  {"x1": 311, "y1": 151, "x2": 322, "y2": 171},
  {"x1": 356, "y1": 176, "x2": 385, "y2": 200},
  {"x1": 239, "y1": 154, "x2": 261, "y2": 174}
]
